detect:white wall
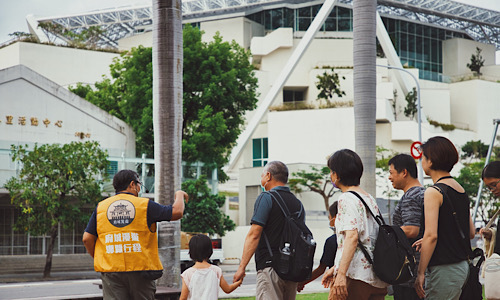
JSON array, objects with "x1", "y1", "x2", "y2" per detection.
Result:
[
  {"x1": 0, "y1": 42, "x2": 119, "y2": 88},
  {"x1": 450, "y1": 79, "x2": 500, "y2": 142},
  {"x1": 201, "y1": 17, "x2": 264, "y2": 49},
  {"x1": 268, "y1": 107, "x2": 355, "y2": 165},
  {"x1": 443, "y1": 38, "x2": 497, "y2": 78},
  {"x1": 0, "y1": 65, "x2": 135, "y2": 186}
]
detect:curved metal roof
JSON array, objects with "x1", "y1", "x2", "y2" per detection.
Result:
[{"x1": 28, "y1": 0, "x2": 500, "y2": 48}]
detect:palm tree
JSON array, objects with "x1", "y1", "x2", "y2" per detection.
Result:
[
  {"x1": 152, "y1": 0, "x2": 183, "y2": 288},
  {"x1": 353, "y1": 0, "x2": 377, "y2": 196}
]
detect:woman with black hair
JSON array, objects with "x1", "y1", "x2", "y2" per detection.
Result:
[
  {"x1": 413, "y1": 136, "x2": 475, "y2": 300},
  {"x1": 479, "y1": 161, "x2": 500, "y2": 263},
  {"x1": 321, "y1": 149, "x2": 388, "y2": 300}
]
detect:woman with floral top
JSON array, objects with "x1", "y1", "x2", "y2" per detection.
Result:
[{"x1": 321, "y1": 149, "x2": 388, "y2": 300}]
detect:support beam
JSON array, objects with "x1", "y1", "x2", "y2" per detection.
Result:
[{"x1": 226, "y1": 0, "x2": 338, "y2": 170}]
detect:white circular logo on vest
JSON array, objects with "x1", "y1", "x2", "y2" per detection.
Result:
[{"x1": 107, "y1": 200, "x2": 136, "y2": 228}]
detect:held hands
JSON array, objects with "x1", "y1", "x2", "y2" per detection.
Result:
[
  {"x1": 233, "y1": 267, "x2": 246, "y2": 284},
  {"x1": 297, "y1": 282, "x2": 305, "y2": 292},
  {"x1": 321, "y1": 267, "x2": 335, "y2": 288}
]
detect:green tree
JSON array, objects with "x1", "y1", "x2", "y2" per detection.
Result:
[
  {"x1": 70, "y1": 26, "x2": 258, "y2": 181},
  {"x1": 315, "y1": 68, "x2": 346, "y2": 105},
  {"x1": 456, "y1": 161, "x2": 498, "y2": 223},
  {"x1": 461, "y1": 140, "x2": 489, "y2": 160},
  {"x1": 404, "y1": 87, "x2": 418, "y2": 120},
  {"x1": 180, "y1": 177, "x2": 235, "y2": 236},
  {"x1": 4, "y1": 142, "x2": 109, "y2": 278},
  {"x1": 466, "y1": 47, "x2": 485, "y2": 76},
  {"x1": 289, "y1": 166, "x2": 337, "y2": 211}
]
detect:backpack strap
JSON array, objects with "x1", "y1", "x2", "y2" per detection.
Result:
[
  {"x1": 262, "y1": 190, "x2": 303, "y2": 257},
  {"x1": 348, "y1": 191, "x2": 385, "y2": 265},
  {"x1": 431, "y1": 183, "x2": 475, "y2": 260},
  {"x1": 430, "y1": 184, "x2": 465, "y2": 240}
]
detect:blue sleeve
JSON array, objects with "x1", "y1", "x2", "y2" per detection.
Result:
[
  {"x1": 147, "y1": 200, "x2": 173, "y2": 228},
  {"x1": 84, "y1": 207, "x2": 98, "y2": 237},
  {"x1": 320, "y1": 234, "x2": 337, "y2": 267},
  {"x1": 250, "y1": 193, "x2": 273, "y2": 227}
]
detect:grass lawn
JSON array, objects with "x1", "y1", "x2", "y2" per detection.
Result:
[{"x1": 229, "y1": 294, "x2": 395, "y2": 299}]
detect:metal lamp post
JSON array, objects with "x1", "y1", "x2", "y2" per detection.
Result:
[{"x1": 376, "y1": 64, "x2": 423, "y2": 184}]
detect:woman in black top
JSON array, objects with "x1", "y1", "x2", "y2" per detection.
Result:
[
  {"x1": 413, "y1": 136, "x2": 475, "y2": 300},
  {"x1": 480, "y1": 161, "x2": 500, "y2": 255}
]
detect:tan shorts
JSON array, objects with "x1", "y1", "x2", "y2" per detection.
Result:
[{"x1": 256, "y1": 267, "x2": 297, "y2": 300}]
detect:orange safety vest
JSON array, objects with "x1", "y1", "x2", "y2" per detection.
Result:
[{"x1": 94, "y1": 193, "x2": 163, "y2": 273}]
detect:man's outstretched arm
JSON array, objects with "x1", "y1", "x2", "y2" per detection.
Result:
[{"x1": 233, "y1": 224, "x2": 263, "y2": 283}]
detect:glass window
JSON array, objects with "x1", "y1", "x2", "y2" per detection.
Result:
[
  {"x1": 325, "y1": 18, "x2": 337, "y2": 31},
  {"x1": 338, "y1": 18, "x2": 352, "y2": 31},
  {"x1": 298, "y1": 7, "x2": 311, "y2": 17},
  {"x1": 272, "y1": 9, "x2": 284, "y2": 29},
  {"x1": 253, "y1": 138, "x2": 268, "y2": 167},
  {"x1": 283, "y1": 89, "x2": 305, "y2": 102},
  {"x1": 337, "y1": 6, "x2": 350, "y2": 18},
  {"x1": 298, "y1": 18, "x2": 311, "y2": 31}
]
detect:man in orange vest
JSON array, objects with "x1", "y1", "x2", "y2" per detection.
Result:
[{"x1": 82, "y1": 169, "x2": 188, "y2": 299}]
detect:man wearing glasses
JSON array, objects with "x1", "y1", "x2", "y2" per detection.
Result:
[{"x1": 83, "y1": 169, "x2": 188, "y2": 299}]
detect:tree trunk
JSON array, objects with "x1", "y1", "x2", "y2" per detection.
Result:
[
  {"x1": 152, "y1": 0, "x2": 183, "y2": 288},
  {"x1": 43, "y1": 224, "x2": 58, "y2": 278},
  {"x1": 353, "y1": 0, "x2": 377, "y2": 196}
]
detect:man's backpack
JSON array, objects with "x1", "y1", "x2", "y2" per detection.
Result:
[
  {"x1": 263, "y1": 190, "x2": 316, "y2": 282},
  {"x1": 349, "y1": 191, "x2": 417, "y2": 285}
]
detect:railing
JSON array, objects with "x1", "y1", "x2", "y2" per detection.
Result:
[{"x1": 0, "y1": 149, "x2": 218, "y2": 195}]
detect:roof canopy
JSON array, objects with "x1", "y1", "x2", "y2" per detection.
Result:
[{"x1": 27, "y1": 0, "x2": 500, "y2": 49}]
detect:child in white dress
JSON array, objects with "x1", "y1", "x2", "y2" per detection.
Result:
[{"x1": 180, "y1": 234, "x2": 242, "y2": 300}]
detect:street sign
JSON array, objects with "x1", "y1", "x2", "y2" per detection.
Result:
[{"x1": 411, "y1": 141, "x2": 423, "y2": 159}]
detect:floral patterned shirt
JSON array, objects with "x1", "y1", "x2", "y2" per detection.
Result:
[{"x1": 334, "y1": 191, "x2": 388, "y2": 288}]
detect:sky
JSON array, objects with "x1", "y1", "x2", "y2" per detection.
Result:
[{"x1": 0, "y1": 0, "x2": 499, "y2": 53}]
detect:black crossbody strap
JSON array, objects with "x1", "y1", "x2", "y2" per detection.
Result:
[
  {"x1": 348, "y1": 191, "x2": 385, "y2": 226},
  {"x1": 431, "y1": 184, "x2": 466, "y2": 240},
  {"x1": 348, "y1": 191, "x2": 385, "y2": 265}
]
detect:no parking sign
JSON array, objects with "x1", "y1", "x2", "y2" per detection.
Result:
[{"x1": 411, "y1": 141, "x2": 423, "y2": 159}]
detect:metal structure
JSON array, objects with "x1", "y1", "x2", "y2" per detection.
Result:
[
  {"x1": 472, "y1": 119, "x2": 500, "y2": 223},
  {"x1": 27, "y1": 0, "x2": 500, "y2": 49}
]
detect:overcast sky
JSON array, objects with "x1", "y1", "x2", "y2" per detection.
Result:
[{"x1": 1, "y1": 0, "x2": 499, "y2": 58}]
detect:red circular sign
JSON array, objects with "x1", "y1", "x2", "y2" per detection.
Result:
[{"x1": 411, "y1": 141, "x2": 423, "y2": 159}]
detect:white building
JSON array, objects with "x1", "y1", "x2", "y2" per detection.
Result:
[{"x1": 0, "y1": 0, "x2": 499, "y2": 261}]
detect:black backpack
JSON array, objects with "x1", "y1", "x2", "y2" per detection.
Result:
[
  {"x1": 349, "y1": 191, "x2": 417, "y2": 285},
  {"x1": 263, "y1": 190, "x2": 316, "y2": 282}
]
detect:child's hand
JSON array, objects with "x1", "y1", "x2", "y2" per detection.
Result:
[{"x1": 235, "y1": 278, "x2": 243, "y2": 287}]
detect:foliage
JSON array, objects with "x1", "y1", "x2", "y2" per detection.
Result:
[
  {"x1": 428, "y1": 118, "x2": 456, "y2": 131},
  {"x1": 269, "y1": 103, "x2": 315, "y2": 111},
  {"x1": 180, "y1": 176, "x2": 235, "y2": 236},
  {"x1": 70, "y1": 26, "x2": 259, "y2": 181},
  {"x1": 289, "y1": 166, "x2": 337, "y2": 211},
  {"x1": 404, "y1": 87, "x2": 418, "y2": 120},
  {"x1": 4, "y1": 142, "x2": 109, "y2": 277},
  {"x1": 315, "y1": 68, "x2": 346, "y2": 104},
  {"x1": 466, "y1": 47, "x2": 485, "y2": 76},
  {"x1": 391, "y1": 89, "x2": 398, "y2": 121},
  {"x1": 456, "y1": 161, "x2": 498, "y2": 223},
  {"x1": 8, "y1": 31, "x2": 37, "y2": 42},
  {"x1": 38, "y1": 22, "x2": 104, "y2": 49},
  {"x1": 461, "y1": 140, "x2": 489, "y2": 160}
]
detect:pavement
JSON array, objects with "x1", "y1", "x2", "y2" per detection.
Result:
[{"x1": 0, "y1": 260, "x2": 330, "y2": 299}]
